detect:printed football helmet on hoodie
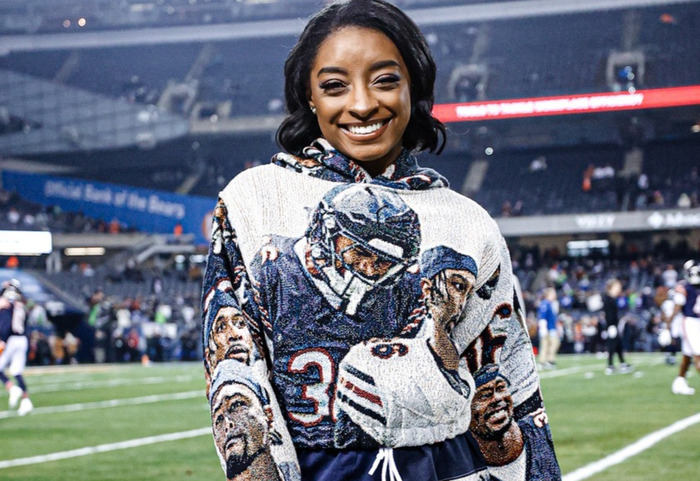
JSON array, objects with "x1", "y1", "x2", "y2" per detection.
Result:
[{"x1": 306, "y1": 184, "x2": 421, "y2": 315}]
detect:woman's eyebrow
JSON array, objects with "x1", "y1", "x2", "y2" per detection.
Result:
[
  {"x1": 316, "y1": 60, "x2": 401, "y2": 77},
  {"x1": 369, "y1": 59, "x2": 401, "y2": 72},
  {"x1": 316, "y1": 66, "x2": 347, "y2": 77}
]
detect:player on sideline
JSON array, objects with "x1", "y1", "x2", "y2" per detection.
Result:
[
  {"x1": 0, "y1": 279, "x2": 34, "y2": 415},
  {"x1": 670, "y1": 260, "x2": 700, "y2": 395}
]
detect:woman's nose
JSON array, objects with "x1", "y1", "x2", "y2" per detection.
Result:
[{"x1": 348, "y1": 85, "x2": 378, "y2": 118}]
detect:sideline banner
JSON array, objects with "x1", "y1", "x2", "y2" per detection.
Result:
[{"x1": 1, "y1": 170, "x2": 216, "y2": 245}]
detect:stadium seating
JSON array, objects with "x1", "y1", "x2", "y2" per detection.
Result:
[{"x1": 471, "y1": 145, "x2": 625, "y2": 217}]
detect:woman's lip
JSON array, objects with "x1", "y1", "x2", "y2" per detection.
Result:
[{"x1": 340, "y1": 118, "x2": 391, "y2": 140}]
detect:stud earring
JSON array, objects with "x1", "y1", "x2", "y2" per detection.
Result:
[{"x1": 310, "y1": 106, "x2": 317, "y2": 115}]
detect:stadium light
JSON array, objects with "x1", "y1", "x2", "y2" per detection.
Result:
[
  {"x1": 0, "y1": 230, "x2": 52, "y2": 255},
  {"x1": 64, "y1": 247, "x2": 106, "y2": 256}
]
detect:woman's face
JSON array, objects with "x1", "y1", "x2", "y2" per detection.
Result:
[{"x1": 308, "y1": 26, "x2": 411, "y2": 176}]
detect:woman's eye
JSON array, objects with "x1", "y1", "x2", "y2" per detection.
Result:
[
  {"x1": 319, "y1": 80, "x2": 345, "y2": 93},
  {"x1": 375, "y1": 74, "x2": 400, "y2": 86}
]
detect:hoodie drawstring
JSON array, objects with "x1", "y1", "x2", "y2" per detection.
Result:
[{"x1": 369, "y1": 447, "x2": 403, "y2": 481}]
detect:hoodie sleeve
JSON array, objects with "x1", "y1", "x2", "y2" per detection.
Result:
[
  {"x1": 454, "y1": 228, "x2": 561, "y2": 479},
  {"x1": 202, "y1": 199, "x2": 301, "y2": 481}
]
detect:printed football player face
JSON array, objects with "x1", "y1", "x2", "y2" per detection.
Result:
[
  {"x1": 422, "y1": 269, "x2": 475, "y2": 332},
  {"x1": 470, "y1": 376, "x2": 514, "y2": 441},
  {"x1": 212, "y1": 383, "x2": 270, "y2": 479},
  {"x1": 209, "y1": 307, "x2": 254, "y2": 368},
  {"x1": 308, "y1": 26, "x2": 411, "y2": 176},
  {"x1": 334, "y1": 234, "x2": 394, "y2": 282}
]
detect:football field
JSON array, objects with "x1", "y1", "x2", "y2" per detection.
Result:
[{"x1": 1, "y1": 353, "x2": 698, "y2": 480}]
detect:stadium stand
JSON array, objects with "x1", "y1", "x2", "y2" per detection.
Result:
[
  {"x1": 470, "y1": 145, "x2": 626, "y2": 217},
  {"x1": 458, "y1": 12, "x2": 621, "y2": 100},
  {"x1": 0, "y1": 0, "x2": 516, "y2": 35}
]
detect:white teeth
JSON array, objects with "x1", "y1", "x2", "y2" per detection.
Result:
[{"x1": 347, "y1": 122, "x2": 383, "y2": 135}]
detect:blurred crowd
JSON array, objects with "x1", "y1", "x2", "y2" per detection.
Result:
[
  {"x1": 517, "y1": 250, "x2": 698, "y2": 362},
  {"x1": 22, "y1": 281, "x2": 201, "y2": 367},
  {"x1": 0, "y1": 188, "x2": 137, "y2": 234}
]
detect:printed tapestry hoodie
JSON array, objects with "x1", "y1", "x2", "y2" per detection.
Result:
[{"x1": 202, "y1": 139, "x2": 560, "y2": 481}]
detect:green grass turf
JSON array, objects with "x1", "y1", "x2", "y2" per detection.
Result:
[
  {"x1": 542, "y1": 353, "x2": 700, "y2": 479},
  {"x1": 1, "y1": 354, "x2": 698, "y2": 480}
]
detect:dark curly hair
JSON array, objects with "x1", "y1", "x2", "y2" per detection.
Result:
[{"x1": 276, "y1": 0, "x2": 446, "y2": 156}]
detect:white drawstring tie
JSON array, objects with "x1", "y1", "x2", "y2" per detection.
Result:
[{"x1": 368, "y1": 447, "x2": 403, "y2": 481}]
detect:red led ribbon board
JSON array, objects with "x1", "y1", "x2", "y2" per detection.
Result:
[{"x1": 433, "y1": 85, "x2": 700, "y2": 122}]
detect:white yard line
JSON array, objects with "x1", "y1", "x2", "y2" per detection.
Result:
[
  {"x1": 0, "y1": 390, "x2": 204, "y2": 419},
  {"x1": 563, "y1": 412, "x2": 700, "y2": 481},
  {"x1": 28, "y1": 375, "x2": 198, "y2": 394},
  {"x1": 25, "y1": 364, "x2": 119, "y2": 377},
  {"x1": 0, "y1": 427, "x2": 211, "y2": 469},
  {"x1": 538, "y1": 355, "x2": 666, "y2": 379},
  {"x1": 538, "y1": 365, "x2": 593, "y2": 378}
]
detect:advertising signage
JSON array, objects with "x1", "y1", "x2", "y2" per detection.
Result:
[{"x1": 433, "y1": 85, "x2": 700, "y2": 122}]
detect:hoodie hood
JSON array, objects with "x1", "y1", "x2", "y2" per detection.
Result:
[{"x1": 271, "y1": 138, "x2": 448, "y2": 191}]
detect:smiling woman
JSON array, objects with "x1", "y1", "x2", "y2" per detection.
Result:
[
  {"x1": 307, "y1": 27, "x2": 411, "y2": 176},
  {"x1": 201, "y1": 1, "x2": 561, "y2": 481},
  {"x1": 277, "y1": 0, "x2": 445, "y2": 162}
]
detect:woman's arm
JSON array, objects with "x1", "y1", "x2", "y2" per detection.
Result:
[
  {"x1": 202, "y1": 199, "x2": 301, "y2": 481},
  {"x1": 454, "y1": 231, "x2": 561, "y2": 479}
]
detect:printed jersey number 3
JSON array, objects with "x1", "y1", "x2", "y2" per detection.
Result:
[{"x1": 288, "y1": 349, "x2": 335, "y2": 426}]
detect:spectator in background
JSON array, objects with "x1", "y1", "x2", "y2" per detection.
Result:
[
  {"x1": 582, "y1": 164, "x2": 594, "y2": 192},
  {"x1": 538, "y1": 288, "x2": 560, "y2": 369},
  {"x1": 690, "y1": 193, "x2": 699, "y2": 209},
  {"x1": 662, "y1": 264, "x2": 678, "y2": 289},
  {"x1": 5, "y1": 256, "x2": 19, "y2": 269},
  {"x1": 650, "y1": 190, "x2": 665, "y2": 207},
  {"x1": 637, "y1": 172, "x2": 649, "y2": 191},
  {"x1": 659, "y1": 287, "x2": 682, "y2": 368},
  {"x1": 22, "y1": 212, "x2": 35, "y2": 229},
  {"x1": 677, "y1": 193, "x2": 691, "y2": 209},
  {"x1": 602, "y1": 279, "x2": 633, "y2": 375},
  {"x1": 501, "y1": 200, "x2": 512, "y2": 217},
  {"x1": 109, "y1": 218, "x2": 121, "y2": 234},
  {"x1": 7, "y1": 206, "x2": 20, "y2": 227},
  {"x1": 512, "y1": 200, "x2": 523, "y2": 216},
  {"x1": 81, "y1": 263, "x2": 95, "y2": 277},
  {"x1": 151, "y1": 276, "x2": 164, "y2": 296},
  {"x1": 26, "y1": 300, "x2": 48, "y2": 330},
  {"x1": 529, "y1": 156, "x2": 547, "y2": 172}
]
